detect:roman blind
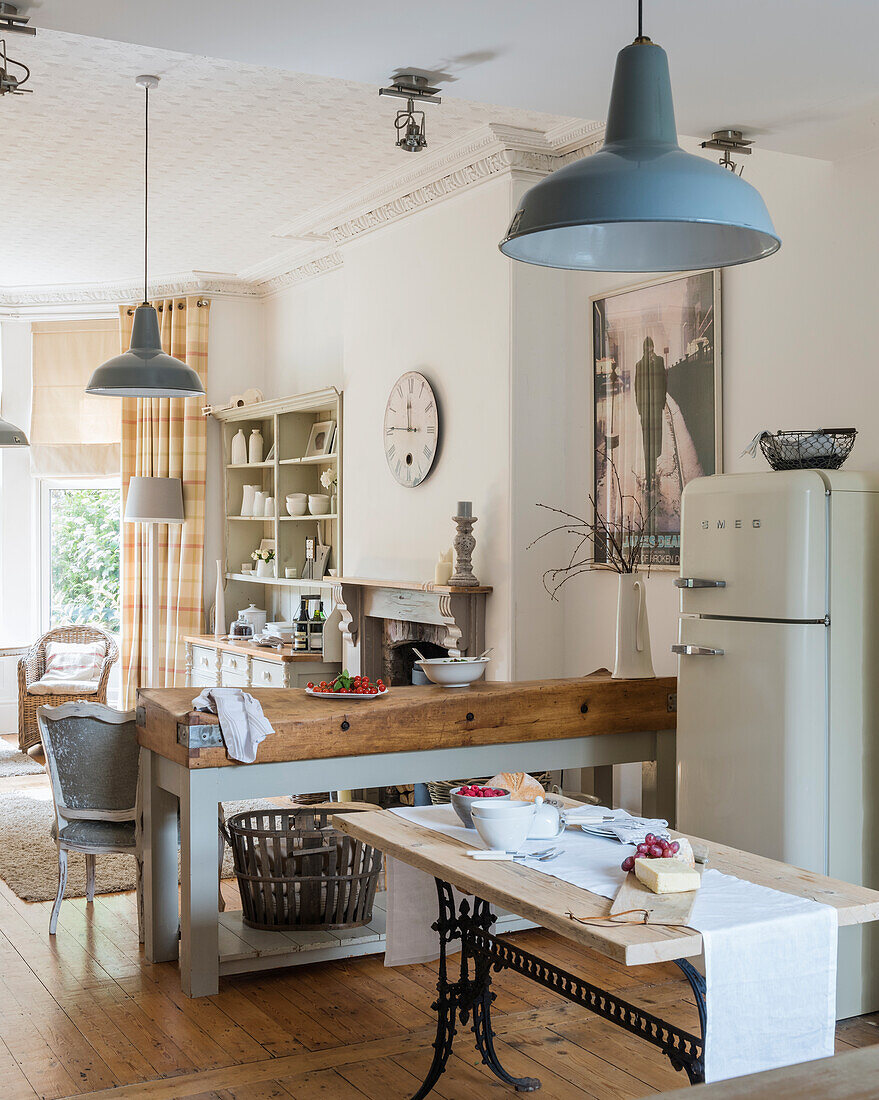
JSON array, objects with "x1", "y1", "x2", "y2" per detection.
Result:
[{"x1": 30, "y1": 319, "x2": 121, "y2": 477}]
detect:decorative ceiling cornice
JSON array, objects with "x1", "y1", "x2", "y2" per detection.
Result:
[
  {"x1": 0, "y1": 270, "x2": 260, "y2": 312},
  {"x1": 0, "y1": 119, "x2": 602, "y2": 308},
  {"x1": 255, "y1": 252, "x2": 344, "y2": 298}
]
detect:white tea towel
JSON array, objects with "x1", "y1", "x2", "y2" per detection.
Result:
[
  {"x1": 385, "y1": 804, "x2": 837, "y2": 1083},
  {"x1": 192, "y1": 688, "x2": 274, "y2": 763}
]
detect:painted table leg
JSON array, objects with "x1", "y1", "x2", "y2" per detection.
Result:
[
  {"x1": 652, "y1": 728, "x2": 677, "y2": 827},
  {"x1": 179, "y1": 768, "x2": 221, "y2": 997},
  {"x1": 141, "y1": 749, "x2": 180, "y2": 964}
]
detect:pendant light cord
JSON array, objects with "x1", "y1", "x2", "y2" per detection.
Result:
[
  {"x1": 143, "y1": 81, "x2": 149, "y2": 306},
  {"x1": 638, "y1": 0, "x2": 643, "y2": 38}
]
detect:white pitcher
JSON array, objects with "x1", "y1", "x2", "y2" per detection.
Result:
[
  {"x1": 253, "y1": 490, "x2": 268, "y2": 517},
  {"x1": 612, "y1": 573, "x2": 655, "y2": 679},
  {"x1": 241, "y1": 484, "x2": 258, "y2": 517}
]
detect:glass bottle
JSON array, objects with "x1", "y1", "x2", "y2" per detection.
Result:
[
  {"x1": 309, "y1": 600, "x2": 325, "y2": 652},
  {"x1": 294, "y1": 600, "x2": 309, "y2": 652}
]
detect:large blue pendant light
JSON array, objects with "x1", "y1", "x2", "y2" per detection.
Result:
[
  {"x1": 87, "y1": 76, "x2": 204, "y2": 398},
  {"x1": 500, "y1": 4, "x2": 780, "y2": 272}
]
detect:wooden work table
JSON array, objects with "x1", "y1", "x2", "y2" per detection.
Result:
[{"x1": 136, "y1": 673, "x2": 677, "y2": 996}]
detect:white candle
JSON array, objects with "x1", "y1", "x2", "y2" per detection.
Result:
[{"x1": 457, "y1": 501, "x2": 472, "y2": 517}]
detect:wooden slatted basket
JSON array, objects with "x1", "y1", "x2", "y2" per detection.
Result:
[{"x1": 222, "y1": 807, "x2": 383, "y2": 931}]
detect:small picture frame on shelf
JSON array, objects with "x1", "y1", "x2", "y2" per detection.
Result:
[
  {"x1": 304, "y1": 420, "x2": 336, "y2": 458},
  {"x1": 265, "y1": 442, "x2": 276, "y2": 462},
  {"x1": 258, "y1": 538, "x2": 276, "y2": 556}
]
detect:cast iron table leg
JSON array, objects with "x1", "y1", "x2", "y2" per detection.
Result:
[{"x1": 410, "y1": 880, "x2": 540, "y2": 1098}]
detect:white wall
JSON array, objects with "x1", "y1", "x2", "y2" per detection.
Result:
[
  {"x1": 263, "y1": 180, "x2": 517, "y2": 676},
  {"x1": 204, "y1": 298, "x2": 266, "y2": 616}
]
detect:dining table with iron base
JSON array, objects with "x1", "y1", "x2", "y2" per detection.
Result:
[
  {"x1": 414, "y1": 878, "x2": 705, "y2": 1097},
  {"x1": 333, "y1": 808, "x2": 879, "y2": 1098}
]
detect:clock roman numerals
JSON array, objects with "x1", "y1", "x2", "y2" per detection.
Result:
[{"x1": 385, "y1": 372, "x2": 440, "y2": 487}]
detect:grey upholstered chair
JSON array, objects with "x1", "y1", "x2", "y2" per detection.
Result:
[{"x1": 37, "y1": 702, "x2": 142, "y2": 938}]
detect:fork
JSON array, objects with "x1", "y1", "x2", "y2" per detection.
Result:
[{"x1": 514, "y1": 847, "x2": 560, "y2": 862}]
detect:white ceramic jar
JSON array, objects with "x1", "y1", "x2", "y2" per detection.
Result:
[{"x1": 248, "y1": 428, "x2": 264, "y2": 464}]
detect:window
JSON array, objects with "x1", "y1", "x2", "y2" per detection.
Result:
[{"x1": 41, "y1": 481, "x2": 121, "y2": 634}]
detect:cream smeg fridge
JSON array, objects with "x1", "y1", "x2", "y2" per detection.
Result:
[{"x1": 674, "y1": 470, "x2": 879, "y2": 1018}]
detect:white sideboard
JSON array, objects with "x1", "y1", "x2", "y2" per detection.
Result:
[{"x1": 184, "y1": 636, "x2": 336, "y2": 690}]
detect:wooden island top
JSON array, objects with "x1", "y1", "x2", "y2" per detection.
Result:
[{"x1": 136, "y1": 673, "x2": 676, "y2": 770}]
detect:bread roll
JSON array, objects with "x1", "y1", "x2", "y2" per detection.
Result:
[{"x1": 486, "y1": 772, "x2": 545, "y2": 802}]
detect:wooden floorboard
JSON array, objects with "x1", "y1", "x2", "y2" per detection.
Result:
[{"x1": 0, "y1": 757, "x2": 876, "y2": 1100}]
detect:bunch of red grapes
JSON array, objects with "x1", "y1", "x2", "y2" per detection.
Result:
[{"x1": 621, "y1": 832, "x2": 680, "y2": 872}]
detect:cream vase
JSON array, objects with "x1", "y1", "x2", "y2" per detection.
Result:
[{"x1": 612, "y1": 573, "x2": 655, "y2": 680}]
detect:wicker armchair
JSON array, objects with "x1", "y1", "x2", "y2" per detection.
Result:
[{"x1": 18, "y1": 627, "x2": 118, "y2": 753}]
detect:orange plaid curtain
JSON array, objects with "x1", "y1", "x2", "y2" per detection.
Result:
[{"x1": 120, "y1": 296, "x2": 210, "y2": 704}]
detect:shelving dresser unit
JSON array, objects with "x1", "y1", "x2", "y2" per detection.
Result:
[{"x1": 209, "y1": 388, "x2": 343, "y2": 672}]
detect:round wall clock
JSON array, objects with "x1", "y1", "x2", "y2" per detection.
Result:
[{"x1": 383, "y1": 371, "x2": 440, "y2": 487}]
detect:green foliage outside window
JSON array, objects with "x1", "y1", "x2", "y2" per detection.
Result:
[{"x1": 50, "y1": 488, "x2": 121, "y2": 634}]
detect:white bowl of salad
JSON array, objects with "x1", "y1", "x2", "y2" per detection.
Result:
[{"x1": 416, "y1": 655, "x2": 490, "y2": 688}]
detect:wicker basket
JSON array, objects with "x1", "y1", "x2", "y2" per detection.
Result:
[{"x1": 222, "y1": 807, "x2": 383, "y2": 931}]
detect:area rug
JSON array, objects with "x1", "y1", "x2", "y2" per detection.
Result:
[
  {"x1": 0, "y1": 789, "x2": 277, "y2": 902},
  {"x1": 0, "y1": 740, "x2": 44, "y2": 778}
]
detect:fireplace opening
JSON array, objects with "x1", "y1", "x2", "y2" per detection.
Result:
[{"x1": 388, "y1": 640, "x2": 448, "y2": 687}]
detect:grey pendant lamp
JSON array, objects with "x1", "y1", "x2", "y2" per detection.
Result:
[
  {"x1": 0, "y1": 415, "x2": 28, "y2": 447},
  {"x1": 87, "y1": 76, "x2": 205, "y2": 398},
  {"x1": 500, "y1": 2, "x2": 780, "y2": 272}
]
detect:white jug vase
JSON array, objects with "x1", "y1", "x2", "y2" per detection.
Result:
[
  {"x1": 241, "y1": 484, "x2": 257, "y2": 517},
  {"x1": 612, "y1": 573, "x2": 655, "y2": 679},
  {"x1": 230, "y1": 429, "x2": 248, "y2": 466}
]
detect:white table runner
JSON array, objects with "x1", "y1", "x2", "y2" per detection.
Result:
[{"x1": 385, "y1": 804, "x2": 837, "y2": 1083}]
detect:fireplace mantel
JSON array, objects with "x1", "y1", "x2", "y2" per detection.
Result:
[{"x1": 331, "y1": 577, "x2": 491, "y2": 679}]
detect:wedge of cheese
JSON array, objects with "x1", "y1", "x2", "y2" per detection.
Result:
[{"x1": 634, "y1": 857, "x2": 701, "y2": 894}]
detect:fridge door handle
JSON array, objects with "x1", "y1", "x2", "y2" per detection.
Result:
[
  {"x1": 674, "y1": 577, "x2": 726, "y2": 589},
  {"x1": 671, "y1": 644, "x2": 725, "y2": 657}
]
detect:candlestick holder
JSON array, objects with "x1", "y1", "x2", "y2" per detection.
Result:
[{"x1": 450, "y1": 513, "x2": 479, "y2": 587}]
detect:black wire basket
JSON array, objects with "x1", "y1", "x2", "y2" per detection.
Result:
[{"x1": 759, "y1": 429, "x2": 857, "y2": 472}]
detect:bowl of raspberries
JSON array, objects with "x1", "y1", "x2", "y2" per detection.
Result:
[{"x1": 450, "y1": 783, "x2": 511, "y2": 828}]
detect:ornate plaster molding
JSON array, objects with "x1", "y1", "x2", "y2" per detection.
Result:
[
  {"x1": 0, "y1": 270, "x2": 260, "y2": 311},
  {"x1": 0, "y1": 118, "x2": 603, "y2": 306},
  {"x1": 255, "y1": 251, "x2": 344, "y2": 297}
]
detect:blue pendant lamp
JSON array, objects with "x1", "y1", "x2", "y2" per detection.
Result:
[
  {"x1": 87, "y1": 76, "x2": 204, "y2": 398},
  {"x1": 500, "y1": 3, "x2": 780, "y2": 272}
]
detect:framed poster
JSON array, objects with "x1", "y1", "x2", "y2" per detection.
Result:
[{"x1": 592, "y1": 270, "x2": 721, "y2": 569}]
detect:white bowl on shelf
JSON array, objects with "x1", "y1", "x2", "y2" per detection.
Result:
[
  {"x1": 286, "y1": 495, "x2": 308, "y2": 516},
  {"x1": 308, "y1": 494, "x2": 331, "y2": 516},
  {"x1": 416, "y1": 656, "x2": 490, "y2": 688}
]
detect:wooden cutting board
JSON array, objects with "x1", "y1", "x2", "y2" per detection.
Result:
[{"x1": 611, "y1": 870, "x2": 701, "y2": 926}]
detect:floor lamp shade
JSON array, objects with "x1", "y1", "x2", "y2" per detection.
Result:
[
  {"x1": 125, "y1": 476, "x2": 185, "y2": 524},
  {"x1": 0, "y1": 415, "x2": 28, "y2": 447},
  {"x1": 86, "y1": 306, "x2": 205, "y2": 398},
  {"x1": 499, "y1": 41, "x2": 780, "y2": 272}
]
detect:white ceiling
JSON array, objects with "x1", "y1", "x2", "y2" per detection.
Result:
[
  {"x1": 24, "y1": 0, "x2": 879, "y2": 162},
  {"x1": 0, "y1": 30, "x2": 575, "y2": 289},
  {"x1": 4, "y1": 1, "x2": 879, "y2": 290}
]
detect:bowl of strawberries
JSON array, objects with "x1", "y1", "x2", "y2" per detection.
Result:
[
  {"x1": 306, "y1": 670, "x2": 388, "y2": 699},
  {"x1": 449, "y1": 783, "x2": 511, "y2": 828}
]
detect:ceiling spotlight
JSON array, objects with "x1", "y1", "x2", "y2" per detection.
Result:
[
  {"x1": 0, "y1": 4, "x2": 34, "y2": 36},
  {"x1": 700, "y1": 130, "x2": 754, "y2": 176},
  {"x1": 379, "y1": 73, "x2": 441, "y2": 153},
  {"x1": 0, "y1": 37, "x2": 30, "y2": 94}
]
